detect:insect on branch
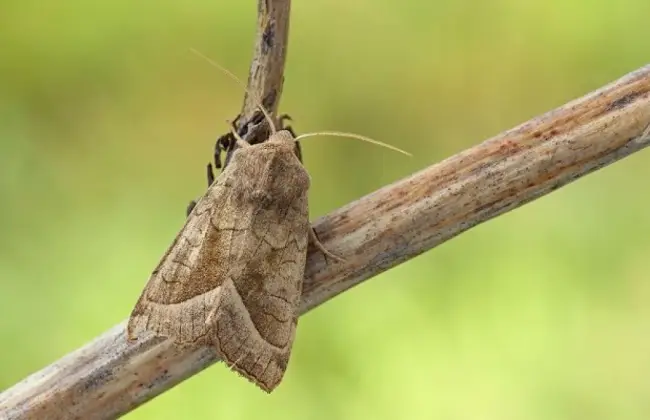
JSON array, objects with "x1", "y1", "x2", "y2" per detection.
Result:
[{"x1": 2, "y1": 0, "x2": 650, "y2": 418}]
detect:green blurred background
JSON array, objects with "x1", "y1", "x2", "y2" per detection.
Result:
[{"x1": 2, "y1": 0, "x2": 650, "y2": 418}]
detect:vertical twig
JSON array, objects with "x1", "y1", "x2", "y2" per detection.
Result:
[{"x1": 224, "y1": 0, "x2": 292, "y2": 166}]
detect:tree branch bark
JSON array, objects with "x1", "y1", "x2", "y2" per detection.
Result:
[
  {"x1": 240, "y1": 0, "x2": 290, "y2": 120},
  {"x1": 2, "y1": 8, "x2": 650, "y2": 420},
  {"x1": 223, "y1": 0, "x2": 291, "y2": 167}
]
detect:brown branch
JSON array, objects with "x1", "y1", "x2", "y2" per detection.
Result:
[
  {"x1": 1, "y1": 22, "x2": 650, "y2": 420},
  {"x1": 223, "y1": 0, "x2": 291, "y2": 167},
  {"x1": 240, "y1": 0, "x2": 290, "y2": 120}
]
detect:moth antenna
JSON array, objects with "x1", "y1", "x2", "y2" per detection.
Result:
[
  {"x1": 190, "y1": 48, "x2": 277, "y2": 134},
  {"x1": 294, "y1": 131, "x2": 411, "y2": 156}
]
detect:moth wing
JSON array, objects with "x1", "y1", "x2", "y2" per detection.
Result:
[
  {"x1": 210, "y1": 193, "x2": 310, "y2": 392},
  {"x1": 127, "y1": 182, "x2": 234, "y2": 345}
]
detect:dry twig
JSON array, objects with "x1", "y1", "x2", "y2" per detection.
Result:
[{"x1": 1, "y1": 0, "x2": 650, "y2": 418}]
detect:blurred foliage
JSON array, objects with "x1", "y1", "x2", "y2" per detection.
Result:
[{"x1": 2, "y1": 0, "x2": 650, "y2": 419}]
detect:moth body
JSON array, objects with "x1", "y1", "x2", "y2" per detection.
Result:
[{"x1": 128, "y1": 129, "x2": 310, "y2": 392}]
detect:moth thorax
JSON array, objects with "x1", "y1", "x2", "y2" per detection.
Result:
[{"x1": 267, "y1": 130, "x2": 296, "y2": 147}]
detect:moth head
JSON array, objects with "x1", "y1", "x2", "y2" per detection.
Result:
[
  {"x1": 191, "y1": 49, "x2": 411, "y2": 157},
  {"x1": 266, "y1": 130, "x2": 298, "y2": 149}
]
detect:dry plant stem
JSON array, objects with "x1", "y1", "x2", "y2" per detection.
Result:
[
  {"x1": 222, "y1": 0, "x2": 291, "y2": 167},
  {"x1": 2, "y1": 66, "x2": 650, "y2": 419},
  {"x1": 240, "y1": 0, "x2": 290, "y2": 119}
]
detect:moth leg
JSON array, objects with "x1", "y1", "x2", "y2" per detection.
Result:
[
  {"x1": 278, "y1": 113, "x2": 292, "y2": 127},
  {"x1": 293, "y1": 140, "x2": 303, "y2": 164},
  {"x1": 278, "y1": 114, "x2": 302, "y2": 163},
  {"x1": 213, "y1": 132, "x2": 232, "y2": 170},
  {"x1": 186, "y1": 200, "x2": 197, "y2": 217},
  {"x1": 309, "y1": 227, "x2": 345, "y2": 263},
  {"x1": 207, "y1": 163, "x2": 216, "y2": 186},
  {"x1": 284, "y1": 124, "x2": 302, "y2": 163},
  {"x1": 228, "y1": 119, "x2": 250, "y2": 148},
  {"x1": 230, "y1": 113, "x2": 242, "y2": 132}
]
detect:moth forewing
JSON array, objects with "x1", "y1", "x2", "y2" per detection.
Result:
[{"x1": 127, "y1": 129, "x2": 310, "y2": 392}]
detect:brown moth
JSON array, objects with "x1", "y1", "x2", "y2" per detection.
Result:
[
  {"x1": 128, "y1": 50, "x2": 410, "y2": 392},
  {"x1": 128, "y1": 127, "x2": 317, "y2": 392}
]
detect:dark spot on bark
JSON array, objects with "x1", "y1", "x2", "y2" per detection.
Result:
[
  {"x1": 606, "y1": 91, "x2": 645, "y2": 112},
  {"x1": 262, "y1": 90, "x2": 277, "y2": 111},
  {"x1": 148, "y1": 369, "x2": 172, "y2": 389},
  {"x1": 262, "y1": 23, "x2": 274, "y2": 54},
  {"x1": 81, "y1": 369, "x2": 113, "y2": 392}
]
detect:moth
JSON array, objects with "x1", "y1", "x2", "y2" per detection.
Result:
[
  {"x1": 128, "y1": 50, "x2": 409, "y2": 392},
  {"x1": 127, "y1": 116, "x2": 336, "y2": 392}
]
